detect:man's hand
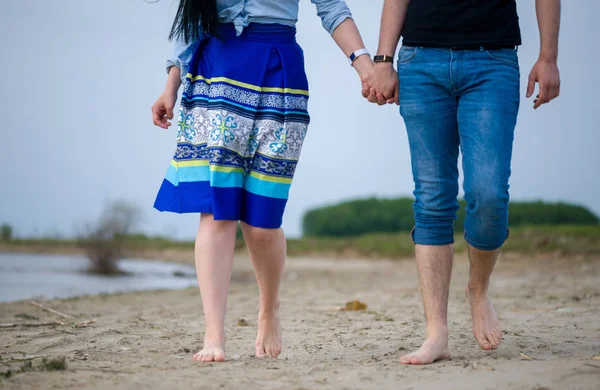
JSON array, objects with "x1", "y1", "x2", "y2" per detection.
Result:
[
  {"x1": 362, "y1": 63, "x2": 399, "y2": 106},
  {"x1": 152, "y1": 89, "x2": 178, "y2": 129},
  {"x1": 527, "y1": 58, "x2": 560, "y2": 109},
  {"x1": 529, "y1": 0, "x2": 561, "y2": 109}
]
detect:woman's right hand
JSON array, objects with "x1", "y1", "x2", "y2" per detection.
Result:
[{"x1": 152, "y1": 89, "x2": 178, "y2": 130}]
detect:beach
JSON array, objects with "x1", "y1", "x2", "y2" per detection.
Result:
[{"x1": 1, "y1": 252, "x2": 599, "y2": 389}]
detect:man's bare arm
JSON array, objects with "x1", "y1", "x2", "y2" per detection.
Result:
[
  {"x1": 376, "y1": 0, "x2": 410, "y2": 58},
  {"x1": 536, "y1": 0, "x2": 561, "y2": 62},
  {"x1": 364, "y1": 0, "x2": 411, "y2": 105},
  {"x1": 527, "y1": 0, "x2": 561, "y2": 109}
]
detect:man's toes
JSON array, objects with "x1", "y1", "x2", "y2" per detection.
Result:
[
  {"x1": 195, "y1": 353, "x2": 206, "y2": 362},
  {"x1": 491, "y1": 333, "x2": 501, "y2": 346},
  {"x1": 476, "y1": 335, "x2": 492, "y2": 350},
  {"x1": 266, "y1": 345, "x2": 277, "y2": 358},
  {"x1": 485, "y1": 334, "x2": 497, "y2": 348},
  {"x1": 400, "y1": 354, "x2": 423, "y2": 365},
  {"x1": 399, "y1": 354, "x2": 413, "y2": 364},
  {"x1": 488, "y1": 330, "x2": 501, "y2": 347},
  {"x1": 271, "y1": 346, "x2": 281, "y2": 358},
  {"x1": 493, "y1": 329, "x2": 503, "y2": 342},
  {"x1": 214, "y1": 352, "x2": 225, "y2": 362},
  {"x1": 256, "y1": 345, "x2": 267, "y2": 358},
  {"x1": 495, "y1": 334, "x2": 502, "y2": 346},
  {"x1": 410, "y1": 356, "x2": 424, "y2": 365}
]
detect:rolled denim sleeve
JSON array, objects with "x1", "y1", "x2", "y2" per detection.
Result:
[
  {"x1": 311, "y1": 0, "x2": 353, "y2": 35},
  {"x1": 165, "y1": 31, "x2": 204, "y2": 84}
]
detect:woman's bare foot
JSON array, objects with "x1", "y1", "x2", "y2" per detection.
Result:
[
  {"x1": 399, "y1": 328, "x2": 450, "y2": 365},
  {"x1": 255, "y1": 311, "x2": 282, "y2": 358},
  {"x1": 193, "y1": 333, "x2": 226, "y2": 362},
  {"x1": 467, "y1": 287, "x2": 502, "y2": 350}
]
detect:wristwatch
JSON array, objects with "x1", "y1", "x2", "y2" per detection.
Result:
[
  {"x1": 374, "y1": 55, "x2": 394, "y2": 64},
  {"x1": 349, "y1": 48, "x2": 370, "y2": 65}
]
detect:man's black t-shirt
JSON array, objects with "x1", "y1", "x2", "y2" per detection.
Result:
[{"x1": 402, "y1": 0, "x2": 522, "y2": 48}]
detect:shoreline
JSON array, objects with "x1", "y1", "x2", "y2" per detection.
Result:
[
  {"x1": 0, "y1": 243, "x2": 196, "y2": 265},
  {"x1": 1, "y1": 225, "x2": 599, "y2": 266}
]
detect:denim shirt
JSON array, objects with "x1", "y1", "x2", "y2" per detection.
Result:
[{"x1": 166, "y1": 0, "x2": 353, "y2": 81}]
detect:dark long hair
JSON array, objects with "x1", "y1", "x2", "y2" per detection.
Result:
[{"x1": 169, "y1": 0, "x2": 218, "y2": 43}]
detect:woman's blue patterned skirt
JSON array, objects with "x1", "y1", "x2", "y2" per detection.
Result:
[{"x1": 154, "y1": 23, "x2": 310, "y2": 229}]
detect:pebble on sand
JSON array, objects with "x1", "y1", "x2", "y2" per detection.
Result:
[{"x1": 343, "y1": 300, "x2": 368, "y2": 311}]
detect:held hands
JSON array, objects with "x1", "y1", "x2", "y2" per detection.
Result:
[
  {"x1": 527, "y1": 57, "x2": 560, "y2": 109},
  {"x1": 354, "y1": 56, "x2": 399, "y2": 106},
  {"x1": 363, "y1": 62, "x2": 399, "y2": 106}
]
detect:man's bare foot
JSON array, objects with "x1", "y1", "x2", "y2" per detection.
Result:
[
  {"x1": 399, "y1": 329, "x2": 450, "y2": 365},
  {"x1": 255, "y1": 311, "x2": 282, "y2": 358},
  {"x1": 467, "y1": 287, "x2": 502, "y2": 350},
  {"x1": 193, "y1": 335, "x2": 225, "y2": 362}
]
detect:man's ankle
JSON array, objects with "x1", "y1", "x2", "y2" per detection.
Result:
[
  {"x1": 425, "y1": 324, "x2": 449, "y2": 340},
  {"x1": 204, "y1": 327, "x2": 225, "y2": 343}
]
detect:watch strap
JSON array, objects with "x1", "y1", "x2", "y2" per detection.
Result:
[
  {"x1": 374, "y1": 55, "x2": 394, "y2": 63},
  {"x1": 349, "y1": 48, "x2": 370, "y2": 65}
]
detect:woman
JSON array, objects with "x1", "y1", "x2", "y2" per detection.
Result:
[{"x1": 151, "y1": 0, "x2": 372, "y2": 362}]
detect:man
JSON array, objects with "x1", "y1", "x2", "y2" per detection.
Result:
[{"x1": 363, "y1": 0, "x2": 561, "y2": 364}]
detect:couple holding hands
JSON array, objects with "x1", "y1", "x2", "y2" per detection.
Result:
[{"x1": 151, "y1": 0, "x2": 561, "y2": 364}]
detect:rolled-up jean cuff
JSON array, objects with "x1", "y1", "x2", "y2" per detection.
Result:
[
  {"x1": 410, "y1": 226, "x2": 455, "y2": 246},
  {"x1": 464, "y1": 228, "x2": 510, "y2": 251}
]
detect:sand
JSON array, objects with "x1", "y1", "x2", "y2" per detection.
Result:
[{"x1": 1, "y1": 252, "x2": 599, "y2": 389}]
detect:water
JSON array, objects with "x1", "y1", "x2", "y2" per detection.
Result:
[{"x1": 0, "y1": 253, "x2": 198, "y2": 303}]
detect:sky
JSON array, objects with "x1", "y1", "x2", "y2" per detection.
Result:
[{"x1": 1, "y1": 0, "x2": 599, "y2": 239}]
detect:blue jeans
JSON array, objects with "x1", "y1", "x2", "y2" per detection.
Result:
[{"x1": 398, "y1": 47, "x2": 520, "y2": 251}]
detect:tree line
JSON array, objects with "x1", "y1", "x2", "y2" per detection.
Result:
[{"x1": 302, "y1": 198, "x2": 599, "y2": 237}]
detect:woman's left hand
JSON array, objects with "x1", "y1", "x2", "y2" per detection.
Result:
[{"x1": 152, "y1": 89, "x2": 178, "y2": 130}]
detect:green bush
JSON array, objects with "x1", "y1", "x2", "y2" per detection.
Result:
[
  {"x1": 303, "y1": 198, "x2": 414, "y2": 237},
  {"x1": 1, "y1": 224, "x2": 13, "y2": 241},
  {"x1": 302, "y1": 197, "x2": 599, "y2": 237}
]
